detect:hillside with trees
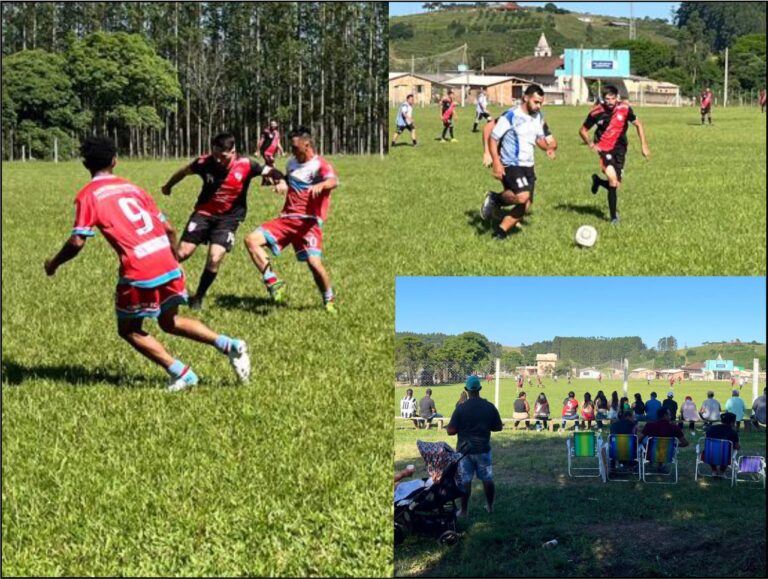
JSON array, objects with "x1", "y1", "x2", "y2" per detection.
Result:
[{"x1": 1, "y1": 2, "x2": 388, "y2": 160}]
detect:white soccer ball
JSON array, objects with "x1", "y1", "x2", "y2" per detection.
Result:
[{"x1": 575, "y1": 225, "x2": 598, "y2": 248}]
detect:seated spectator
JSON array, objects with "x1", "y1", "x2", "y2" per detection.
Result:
[
  {"x1": 607, "y1": 391, "x2": 619, "y2": 420},
  {"x1": 661, "y1": 391, "x2": 678, "y2": 427},
  {"x1": 582, "y1": 392, "x2": 596, "y2": 429},
  {"x1": 609, "y1": 409, "x2": 638, "y2": 469},
  {"x1": 561, "y1": 391, "x2": 580, "y2": 429},
  {"x1": 619, "y1": 396, "x2": 631, "y2": 415},
  {"x1": 456, "y1": 390, "x2": 468, "y2": 408},
  {"x1": 724, "y1": 390, "x2": 746, "y2": 431},
  {"x1": 752, "y1": 387, "x2": 766, "y2": 430},
  {"x1": 645, "y1": 392, "x2": 661, "y2": 421},
  {"x1": 632, "y1": 393, "x2": 647, "y2": 421},
  {"x1": 702, "y1": 412, "x2": 741, "y2": 478},
  {"x1": 680, "y1": 395, "x2": 699, "y2": 432},
  {"x1": 400, "y1": 388, "x2": 417, "y2": 418},
  {"x1": 699, "y1": 391, "x2": 721, "y2": 425},
  {"x1": 513, "y1": 391, "x2": 531, "y2": 427},
  {"x1": 638, "y1": 407, "x2": 690, "y2": 450},
  {"x1": 595, "y1": 390, "x2": 609, "y2": 428},
  {"x1": 419, "y1": 388, "x2": 443, "y2": 428},
  {"x1": 534, "y1": 393, "x2": 551, "y2": 430}
]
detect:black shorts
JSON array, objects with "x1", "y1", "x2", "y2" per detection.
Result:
[
  {"x1": 180, "y1": 211, "x2": 243, "y2": 252},
  {"x1": 701, "y1": 106, "x2": 711, "y2": 115},
  {"x1": 396, "y1": 123, "x2": 415, "y2": 134},
  {"x1": 599, "y1": 148, "x2": 626, "y2": 181},
  {"x1": 475, "y1": 111, "x2": 491, "y2": 121},
  {"x1": 502, "y1": 166, "x2": 537, "y2": 201}
]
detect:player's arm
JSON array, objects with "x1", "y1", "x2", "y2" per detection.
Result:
[
  {"x1": 310, "y1": 176, "x2": 338, "y2": 197},
  {"x1": 632, "y1": 119, "x2": 650, "y2": 159},
  {"x1": 482, "y1": 118, "x2": 497, "y2": 167},
  {"x1": 44, "y1": 235, "x2": 87, "y2": 276},
  {"x1": 578, "y1": 124, "x2": 595, "y2": 150},
  {"x1": 536, "y1": 122, "x2": 557, "y2": 159},
  {"x1": 162, "y1": 164, "x2": 194, "y2": 196}
]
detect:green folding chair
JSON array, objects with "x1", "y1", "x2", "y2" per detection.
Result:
[{"x1": 567, "y1": 430, "x2": 603, "y2": 478}]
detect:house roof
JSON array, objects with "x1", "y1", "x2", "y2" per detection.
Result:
[
  {"x1": 485, "y1": 56, "x2": 563, "y2": 77},
  {"x1": 444, "y1": 74, "x2": 526, "y2": 87},
  {"x1": 389, "y1": 72, "x2": 453, "y2": 86}
]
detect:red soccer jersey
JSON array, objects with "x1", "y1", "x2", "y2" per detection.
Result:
[
  {"x1": 701, "y1": 93, "x2": 712, "y2": 108},
  {"x1": 281, "y1": 155, "x2": 337, "y2": 225},
  {"x1": 190, "y1": 155, "x2": 265, "y2": 217},
  {"x1": 260, "y1": 129, "x2": 280, "y2": 157},
  {"x1": 583, "y1": 102, "x2": 637, "y2": 152},
  {"x1": 72, "y1": 175, "x2": 179, "y2": 285}
]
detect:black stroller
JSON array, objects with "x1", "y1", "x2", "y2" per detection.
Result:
[{"x1": 394, "y1": 440, "x2": 466, "y2": 546}]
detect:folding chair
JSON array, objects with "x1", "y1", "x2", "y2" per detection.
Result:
[
  {"x1": 601, "y1": 434, "x2": 640, "y2": 482},
  {"x1": 567, "y1": 430, "x2": 603, "y2": 478},
  {"x1": 694, "y1": 438, "x2": 736, "y2": 484},
  {"x1": 733, "y1": 455, "x2": 766, "y2": 489},
  {"x1": 640, "y1": 436, "x2": 679, "y2": 484}
]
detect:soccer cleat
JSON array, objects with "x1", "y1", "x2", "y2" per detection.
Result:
[
  {"x1": 189, "y1": 295, "x2": 203, "y2": 311},
  {"x1": 267, "y1": 279, "x2": 286, "y2": 303},
  {"x1": 325, "y1": 299, "x2": 338, "y2": 315},
  {"x1": 492, "y1": 228, "x2": 508, "y2": 241},
  {"x1": 480, "y1": 192, "x2": 496, "y2": 221},
  {"x1": 450, "y1": 138, "x2": 458, "y2": 143},
  {"x1": 228, "y1": 340, "x2": 251, "y2": 384},
  {"x1": 167, "y1": 368, "x2": 199, "y2": 393},
  {"x1": 591, "y1": 174, "x2": 601, "y2": 195},
  {"x1": 610, "y1": 216, "x2": 620, "y2": 225},
  {"x1": 439, "y1": 139, "x2": 448, "y2": 144}
]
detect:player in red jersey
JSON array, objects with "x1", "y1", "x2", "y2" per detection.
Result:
[
  {"x1": 439, "y1": 90, "x2": 458, "y2": 143},
  {"x1": 700, "y1": 87, "x2": 713, "y2": 125},
  {"x1": 760, "y1": 89, "x2": 766, "y2": 113},
  {"x1": 579, "y1": 85, "x2": 650, "y2": 225},
  {"x1": 44, "y1": 137, "x2": 251, "y2": 391},
  {"x1": 244, "y1": 127, "x2": 339, "y2": 313},
  {"x1": 257, "y1": 120, "x2": 284, "y2": 184},
  {"x1": 161, "y1": 133, "x2": 283, "y2": 310}
]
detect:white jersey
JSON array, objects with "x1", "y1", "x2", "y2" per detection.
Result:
[
  {"x1": 491, "y1": 105, "x2": 547, "y2": 167},
  {"x1": 476, "y1": 93, "x2": 488, "y2": 114},
  {"x1": 396, "y1": 102, "x2": 412, "y2": 127}
]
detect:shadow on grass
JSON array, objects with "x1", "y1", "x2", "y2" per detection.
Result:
[
  {"x1": 553, "y1": 202, "x2": 608, "y2": 220},
  {"x1": 464, "y1": 210, "x2": 525, "y2": 237},
  {"x1": 1, "y1": 359, "x2": 154, "y2": 388},
  {"x1": 213, "y1": 293, "x2": 316, "y2": 314}
]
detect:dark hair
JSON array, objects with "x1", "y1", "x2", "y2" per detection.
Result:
[
  {"x1": 650, "y1": 392, "x2": 657, "y2": 399},
  {"x1": 584, "y1": 392, "x2": 592, "y2": 403},
  {"x1": 406, "y1": 389, "x2": 413, "y2": 396},
  {"x1": 657, "y1": 407, "x2": 670, "y2": 420},
  {"x1": 211, "y1": 132, "x2": 236, "y2": 151},
  {"x1": 721, "y1": 412, "x2": 737, "y2": 425},
  {"x1": 634, "y1": 393, "x2": 643, "y2": 402},
  {"x1": 406, "y1": 93, "x2": 414, "y2": 99},
  {"x1": 568, "y1": 391, "x2": 575, "y2": 398},
  {"x1": 426, "y1": 388, "x2": 432, "y2": 395},
  {"x1": 538, "y1": 393, "x2": 547, "y2": 403},
  {"x1": 80, "y1": 136, "x2": 116, "y2": 173},
  {"x1": 525, "y1": 84, "x2": 544, "y2": 97},
  {"x1": 519, "y1": 391, "x2": 526, "y2": 398},
  {"x1": 602, "y1": 84, "x2": 619, "y2": 97},
  {"x1": 288, "y1": 126, "x2": 312, "y2": 141},
  {"x1": 611, "y1": 391, "x2": 619, "y2": 409}
]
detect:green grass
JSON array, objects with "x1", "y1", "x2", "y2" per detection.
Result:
[
  {"x1": 388, "y1": 105, "x2": 766, "y2": 275},
  {"x1": 395, "y1": 379, "x2": 766, "y2": 577},
  {"x1": 2, "y1": 158, "x2": 393, "y2": 576}
]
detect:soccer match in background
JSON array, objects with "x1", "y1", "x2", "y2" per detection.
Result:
[
  {"x1": 2, "y1": 3, "x2": 393, "y2": 576},
  {"x1": 388, "y1": 1, "x2": 767, "y2": 276},
  {"x1": 394, "y1": 277, "x2": 767, "y2": 577}
]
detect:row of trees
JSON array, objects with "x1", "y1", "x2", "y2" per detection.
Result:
[
  {"x1": 395, "y1": 332, "x2": 498, "y2": 384},
  {"x1": 1, "y1": 2, "x2": 388, "y2": 160}
]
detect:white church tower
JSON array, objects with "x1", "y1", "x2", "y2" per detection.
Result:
[{"x1": 534, "y1": 33, "x2": 552, "y2": 58}]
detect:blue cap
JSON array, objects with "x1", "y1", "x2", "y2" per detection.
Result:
[{"x1": 465, "y1": 375, "x2": 482, "y2": 391}]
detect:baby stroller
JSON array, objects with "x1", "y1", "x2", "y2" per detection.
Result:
[{"x1": 394, "y1": 440, "x2": 466, "y2": 546}]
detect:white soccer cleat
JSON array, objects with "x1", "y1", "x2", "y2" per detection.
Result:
[
  {"x1": 167, "y1": 369, "x2": 199, "y2": 393},
  {"x1": 228, "y1": 341, "x2": 251, "y2": 384}
]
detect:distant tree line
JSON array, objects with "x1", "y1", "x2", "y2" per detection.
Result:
[{"x1": 1, "y1": 2, "x2": 388, "y2": 161}]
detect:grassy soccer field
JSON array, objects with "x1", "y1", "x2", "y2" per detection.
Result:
[
  {"x1": 394, "y1": 379, "x2": 767, "y2": 577},
  {"x1": 388, "y1": 104, "x2": 767, "y2": 276},
  {"x1": 2, "y1": 158, "x2": 393, "y2": 576}
]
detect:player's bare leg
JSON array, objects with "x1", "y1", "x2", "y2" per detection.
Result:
[
  {"x1": 391, "y1": 130, "x2": 401, "y2": 147},
  {"x1": 244, "y1": 231, "x2": 286, "y2": 302},
  {"x1": 189, "y1": 243, "x2": 227, "y2": 310},
  {"x1": 306, "y1": 256, "x2": 336, "y2": 314},
  {"x1": 158, "y1": 306, "x2": 251, "y2": 384},
  {"x1": 117, "y1": 317, "x2": 175, "y2": 368},
  {"x1": 176, "y1": 241, "x2": 198, "y2": 262},
  {"x1": 494, "y1": 191, "x2": 530, "y2": 240}
]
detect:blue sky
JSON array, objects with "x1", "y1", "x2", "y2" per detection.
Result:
[
  {"x1": 395, "y1": 277, "x2": 767, "y2": 348},
  {"x1": 389, "y1": 2, "x2": 680, "y2": 21}
]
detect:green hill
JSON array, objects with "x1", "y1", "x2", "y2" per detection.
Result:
[
  {"x1": 677, "y1": 342, "x2": 766, "y2": 367},
  {"x1": 390, "y1": 6, "x2": 679, "y2": 71}
]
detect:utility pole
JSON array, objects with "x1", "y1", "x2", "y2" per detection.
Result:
[
  {"x1": 629, "y1": 2, "x2": 636, "y2": 40},
  {"x1": 723, "y1": 46, "x2": 729, "y2": 107},
  {"x1": 481, "y1": 55, "x2": 485, "y2": 72}
]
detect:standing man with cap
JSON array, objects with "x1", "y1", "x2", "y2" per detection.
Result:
[
  {"x1": 661, "y1": 391, "x2": 678, "y2": 426},
  {"x1": 446, "y1": 375, "x2": 503, "y2": 516}
]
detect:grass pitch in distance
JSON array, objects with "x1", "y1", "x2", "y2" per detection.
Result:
[
  {"x1": 388, "y1": 104, "x2": 766, "y2": 276},
  {"x1": 394, "y1": 378, "x2": 767, "y2": 578},
  {"x1": 2, "y1": 157, "x2": 393, "y2": 577}
]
